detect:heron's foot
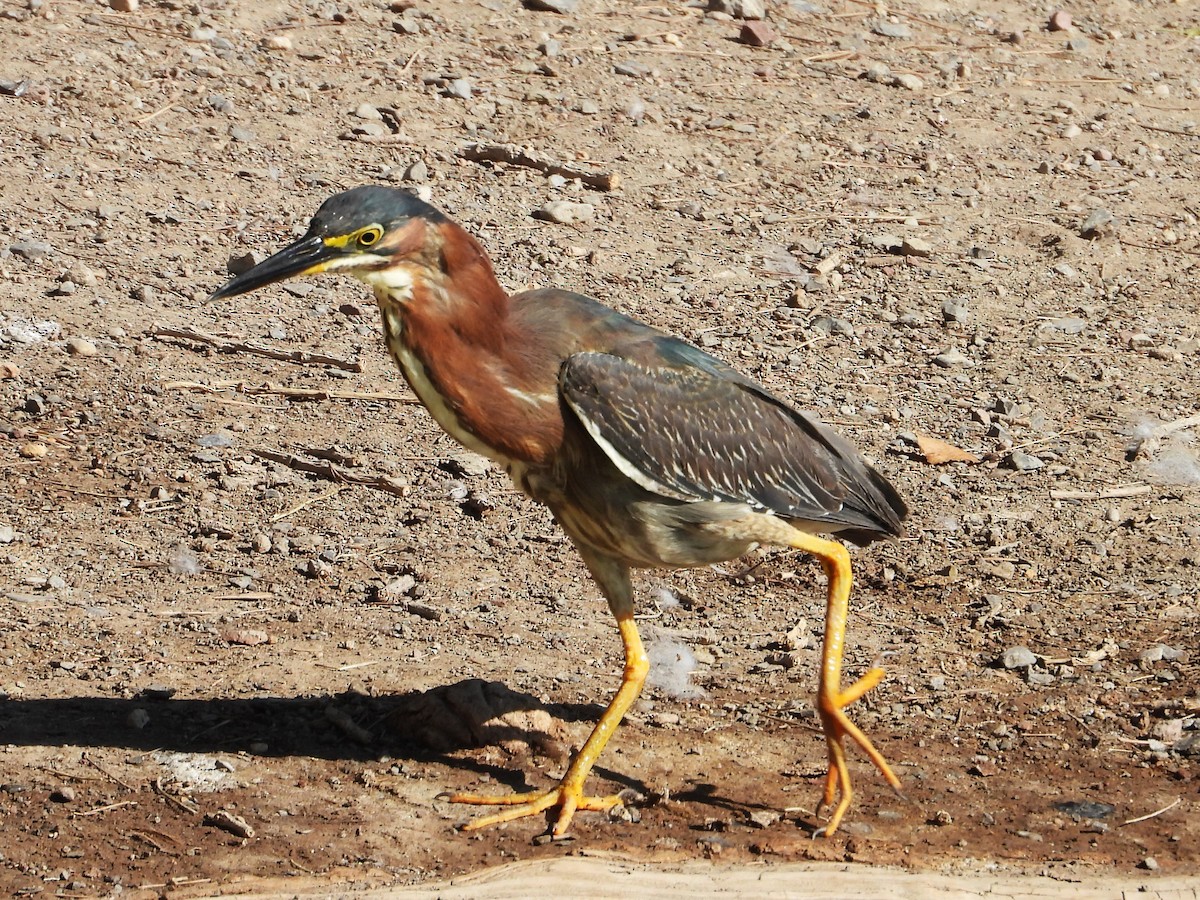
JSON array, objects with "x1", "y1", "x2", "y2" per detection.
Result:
[
  {"x1": 447, "y1": 782, "x2": 625, "y2": 838},
  {"x1": 815, "y1": 665, "x2": 902, "y2": 837}
]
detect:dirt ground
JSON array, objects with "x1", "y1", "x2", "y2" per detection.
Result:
[{"x1": 2, "y1": 0, "x2": 1199, "y2": 896}]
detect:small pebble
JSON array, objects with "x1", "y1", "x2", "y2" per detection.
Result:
[
  {"x1": 127, "y1": 708, "x2": 150, "y2": 729},
  {"x1": 739, "y1": 21, "x2": 777, "y2": 47},
  {"x1": 901, "y1": 236, "x2": 933, "y2": 257},
  {"x1": 522, "y1": 0, "x2": 579, "y2": 12},
  {"x1": 108, "y1": 0, "x2": 137, "y2": 10},
  {"x1": 873, "y1": 21, "x2": 912, "y2": 39},
  {"x1": 1080, "y1": 208, "x2": 1113, "y2": 239},
  {"x1": 614, "y1": 61, "x2": 651, "y2": 78},
  {"x1": 68, "y1": 263, "x2": 98, "y2": 286},
  {"x1": 1141, "y1": 857, "x2": 1159, "y2": 871},
  {"x1": 65, "y1": 337, "x2": 98, "y2": 357},
  {"x1": 50, "y1": 786, "x2": 76, "y2": 803},
  {"x1": 261, "y1": 34, "x2": 292, "y2": 51},
  {"x1": 933, "y1": 349, "x2": 970, "y2": 368},
  {"x1": 1048, "y1": 9, "x2": 1072, "y2": 31},
  {"x1": 892, "y1": 73, "x2": 924, "y2": 91},
  {"x1": 711, "y1": 0, "x2": 764, "y2": 17}
]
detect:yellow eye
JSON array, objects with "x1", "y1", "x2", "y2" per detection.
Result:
[{"x1": 358, "y1": 227, "x2": 383, "y2": 247}]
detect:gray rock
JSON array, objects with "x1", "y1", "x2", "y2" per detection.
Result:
[
  {"x1": 614, "y1": 61, "x2": 651, "y2": 78},
  {"x1": 445, "y1": 78, "x2": 473, "y2": 100},
  {"x1": 206, "y1": 93, "x2": 234, "y2": 114},
  {"x1": 1000, "y1": 645, "x2": 1038, "y2": 668},
  {"x1": 1042, "y1": 316, "x2": 1086, "y2": 334},
  {"x1": 892, "y1": 73, "x2": 924, "y2": 91},
  {"x1": 941, "y1": 297, "x2": 969, "y2": 324},
  {"x1": 708, "y1": 0, "x2": 765, "y2": 18},
  {"x1": 227, "y1": 251, "x2": 262, "y2": 276},
  {"x1": 7, "y1": 240, "x2": 54, "y2": 260},
  {"x1": 1008, "y1": 450, "x2": 1044, "y2": 471},
  {"x1": 933, "y1": 348, "x2": 970, "y2": 368},
  {"x1": 536, "y1": 200, "x2": 595, "y2": 224},
  {"x1": 873, "y1": 20, "x2": 911, "y2": 38},
  {"x1": 1080, "y1": 208, "x2": 1113, "y2": 239},
  {"x1": 405, "y1": 160, "x2": 429, "y2": 183},
  {"x1": 523, "y1": 0, "x2": 578, "y2": 11},
  {"x1": 861, "y1": 232, "x2": 902, "y2": 253},
  {"x1": 1139, "y1": 643, "x2": 1182, "y2": 663}
]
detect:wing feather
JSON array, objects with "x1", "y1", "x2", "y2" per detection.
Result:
[{"x1": 560, "y1": 351, "x2": 905, "y2": 537}]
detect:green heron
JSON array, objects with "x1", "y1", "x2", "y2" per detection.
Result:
[{"x1": 211, "y1": 186, "x2": 907, "y2": 838}]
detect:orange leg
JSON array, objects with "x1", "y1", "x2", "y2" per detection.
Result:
[
  {"x1": 788, "y1": 531, "x2": 902, "y2": 836},
  {"x1": 449, "y1": 606, "x2": 648, "y2": 838}
]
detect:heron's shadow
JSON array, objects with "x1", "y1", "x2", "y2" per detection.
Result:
[{"x1": 0, "y1": 679, "x2": 642, "y2": 796}]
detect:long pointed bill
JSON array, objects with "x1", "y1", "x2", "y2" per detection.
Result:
[{"x1": 209, "y1": 234, "x2": 341, "y2": 300}]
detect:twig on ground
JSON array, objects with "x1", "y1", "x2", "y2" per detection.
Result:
[
  {"x1": 270, "y1": 485, "x2": 346, "y2": 523},
  {"x1": 151, "y1": 326, "x2": 362, "y2": 372},
  {"x1": 72, "y1": 800, "x2": 138, "y2": 818},
  {"x1": 82, "y1": 753, "x2": 134, "y2": 790},
  {"x1": 252, "y1": 448, "x2": 409, "y2": 498},
  {"x1": 459, "y1": 142, "x2": 621, "y2": 191},
  {"x1": 1122, "y1": 797, "x2": 1181, "y2": 826},
  {"x1": 1049, "y1": 484, "x2": 1151, "y2": 501},
  {"x1": 164, "y1": 380, "x2": 418, "y2": 404}
]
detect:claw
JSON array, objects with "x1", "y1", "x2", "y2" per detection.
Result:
[{"x1": 450, "y1": 784, "x2": 625, "y2": 837}]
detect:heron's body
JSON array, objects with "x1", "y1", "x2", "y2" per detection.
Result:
[{"x1": 212, "y1": 186, "x2": 907, "y2": 838}]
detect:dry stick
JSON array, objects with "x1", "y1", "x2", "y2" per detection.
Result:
[
  {"x1": 1122, "y1": 797, "x2": 1182, "y2": 826},
  {"x1": 1049, "y1": 484, "x2": 1152, "y2": 501},
  {"x1": 82, "y1": 753, "x2": 134, "y2": 790},
  {"x1": 164, "y1": 379, "x2": 419, "y2": 404},
  {"x1": 151, "y1": 326, "x2": 362, "y2": 372},
  {"x1": 1136, "y1": 120, "x2": 1197, "y2": 137},
  {"x1": 1119, "y1": 237, "x2": 1200, "y2": 259},
  {"x1": 459, "y1": 142, "x2": 621, "y2": 192},
  {"x1": 94, "y1": 15, "x2": 209, "y2": 42},
  {"x1": 135, "y1": 91, "x2": 184, "y2": 126},
  {"x1": 72, "y1": 799, "x2": 139, "y2": 818},
  {"x1": 153, "y1": 777, "x2": 199, "y2": 814},
  {"x1": 270, "y1": 485, "x2": 346, "y2": 524},
  {"x1": 252, "y1": 448, "x2": 408, "y2": 498}
]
